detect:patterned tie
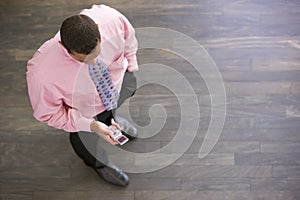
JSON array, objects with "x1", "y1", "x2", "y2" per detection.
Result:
[{"x1": 88, "y1": 59, "x2": 119, "y2": 111}]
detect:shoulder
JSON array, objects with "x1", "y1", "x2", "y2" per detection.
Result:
[
  {"x1": 27, "y1": 35, "x2": 81, "y2": 86},
  {"x1": 80, "y1": 5, "x2": 128, "y2": 26}
]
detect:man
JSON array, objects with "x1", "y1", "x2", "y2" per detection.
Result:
[{"x1": 26, "y1": 5, "x2": 138, "y2": 187}]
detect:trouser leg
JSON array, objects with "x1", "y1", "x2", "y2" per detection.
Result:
[
  {"x1": 69, "y1": 131, "x2": 110, "y2": 168},
  {"x1": 69, "y1": 132, "x2": 97, "y2": 167},
  {"x1": 117, "y1": 71, "x2": 137, "y2": 107},
  {"x1": 112, "y1": 71, "x2": 137, "y2": 117}
]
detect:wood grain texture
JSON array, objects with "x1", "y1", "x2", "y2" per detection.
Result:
[{"x1": 1, "y1": 0, "x2": 300, "y2": 199}]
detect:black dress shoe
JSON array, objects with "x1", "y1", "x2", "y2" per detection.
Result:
[{"x1": 94, "y1": 164, "x2": 129, "y2": 187}]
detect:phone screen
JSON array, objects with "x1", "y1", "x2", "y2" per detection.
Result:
[{"x1": 118, "y1": 136, "x2": 127, "y2": 143}]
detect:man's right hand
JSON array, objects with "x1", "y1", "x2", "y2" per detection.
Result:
[{"x1": 90, "y1": 120, "x2": 118, "y2": 145}]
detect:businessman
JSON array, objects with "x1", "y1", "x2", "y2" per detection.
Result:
[{"x1": 26, "y1": 5, "x2": 138, "y2": 187}]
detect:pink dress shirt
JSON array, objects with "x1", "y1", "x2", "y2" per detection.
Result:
[{"x1": 26, "y1": 5, "x2": 138, "y2": 132}]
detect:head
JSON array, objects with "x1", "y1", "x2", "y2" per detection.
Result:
[{"x1": 60, "y1": 14, "x2": 101, "y2": 64}]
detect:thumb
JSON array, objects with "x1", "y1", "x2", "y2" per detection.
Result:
[
  {"x1": 103, "y1": 127, "x2": 113, "y2": 136},
  {"x1": 111, "y1": 118, "x2": 122, "y2": 131}
]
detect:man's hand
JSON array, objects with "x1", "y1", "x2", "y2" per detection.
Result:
[
  {"x1": 90, "y1": 120, "x2": 118, "y2": 145},
  {"x1": 111, "y1": 118, "x2": 122, "y2": 131}
]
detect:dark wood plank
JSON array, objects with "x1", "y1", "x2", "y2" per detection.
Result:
[
  {"x1": 0, "y1": 192, "x2": 33, "y2": 200},
  {"x1": 255, "y1": 117, "x2": 300, "y2": 129},
  {"x1": 220, "y1": 128, "x2": 300, "y2": 142},
  {"x1": 251, "y1": 178, "x2": 300, "y2": 191},
  {"x1": 0, "y1": 166, "x2": 71, "y2": 179},
  {"x1": 181, "y1": 178, "x2": 250, "y2": 191},
  {"x1": 261, "y1": 142, "x2": 300, "y2": 153},
  {"x1": 128, "y1": 177, "x2": 181, "y2": 191},
  {"x1": 235, "y1": 153, "x2": 300, "y2": 165},
  {"x1": 273, "y1": 166, "x2": 300, "y2": 178},
  {"x1": 33, "y1": 191, "x2": 134, "y2": 200},
  {"x1": 130, "y1": 165, "x2": 273, "y2": 178},
  {"x1": 172, "y1": 153, "x2": 234, "y2": 165},
  {"x1": 135, "y1": 190, "x2": 297, "y2": 200}
]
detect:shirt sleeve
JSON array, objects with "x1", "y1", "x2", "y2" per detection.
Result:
[
  {"x1": 27, "y1": 75, "x2": 93, "y2": 132},
  {"x1": 120, "y1": 15, "x2": 139, "y2": 72}
]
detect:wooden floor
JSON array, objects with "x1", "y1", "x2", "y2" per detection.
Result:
[{"x1": 1, "y1": 0, "x2": 300, "y2": 199}]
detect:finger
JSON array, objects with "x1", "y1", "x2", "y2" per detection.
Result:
[
  {"x1": 103, "y1": 128, "x2": 112, "y2": 136},
  {"x1": 102, "y1": 128, "x2": 118, "y2": 145},
  {"x1": 111, "y1": 118, "x2": 122, "y2": 131},
  {"x1": 105, "y1": 135, "x2": 118, "y2": 145},
  {"x1": 111, "y1": 118, "x2": 116, "y2": 124}
]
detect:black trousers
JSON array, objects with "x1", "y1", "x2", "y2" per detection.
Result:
[{"x1": 69, "y1": 71, "x2": 136, "y2": 168}]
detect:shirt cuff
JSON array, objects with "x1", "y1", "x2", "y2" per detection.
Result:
[
  {"x1": 75, "y1": 116, "x2": 94, "y2": 132},
  {"x1": 127, "y1": 58, "x2": 139, "y2": 72}
]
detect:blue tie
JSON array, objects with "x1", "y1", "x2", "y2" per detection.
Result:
[{"x1": 88, "y1": 59, "x2": 119, "y2": 111}]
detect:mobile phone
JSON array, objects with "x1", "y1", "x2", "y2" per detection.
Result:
[{"x1": 108, "y1": 125, "x2": 129, "y2": 145}]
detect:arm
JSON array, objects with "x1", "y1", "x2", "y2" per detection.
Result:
[
  {"x1": 27, "y1": 76, "x2": 93, "y2": 132},
  {"x1": 27, "y1": 75, "x2": 118, "y2": 145},
  {"x1": 121, "y1": 16, "x2": 138, "y2": 72}
]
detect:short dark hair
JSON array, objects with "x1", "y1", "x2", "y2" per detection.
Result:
[{"x1": 60, "y1": 14, "x2": 100, "y2": 55}]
